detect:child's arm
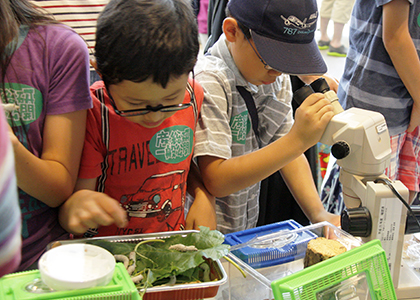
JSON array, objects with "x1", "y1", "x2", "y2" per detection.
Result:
[
  {"x1": 382, "y1": 0, "x2": 420, "y2": 132},
  {"x1": 58, "y1": 178, "x2": 128, "y2": 235},
  {"x1": 10, "y1": 110, "x2": 87, "y2": 207},
  {"x1": 280, "y1": 154, "x2": 340, "y2": 227},
  {"x1": 198, "y1": 92, "x2": 334, "y2": 197},
  {"x1": 185, "y1": 163, "x2": 217, "y2": 230}
]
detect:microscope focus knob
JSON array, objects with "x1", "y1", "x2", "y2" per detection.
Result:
[
  {"x1": 341, "y1": 207, "x2": 372, "y2": 237},
  {"x1": 331, "y1": 141, "x2": 350, "y2": 159}
]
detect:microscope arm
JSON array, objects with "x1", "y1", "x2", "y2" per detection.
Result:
[
  {"x1": 294, "y1": 77, "x2": 416, "y2": 291},
  {"x1": 315, "y1": 88, "x2": 408, "y2": 287}
]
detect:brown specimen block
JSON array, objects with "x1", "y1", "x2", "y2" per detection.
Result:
[{"x1": 304, "y1": 237, "x2": 347, "y2": 268}]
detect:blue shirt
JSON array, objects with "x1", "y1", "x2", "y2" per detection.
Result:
[{"x1": 338, "y1": 0, "x2": 420, "y2": 136}]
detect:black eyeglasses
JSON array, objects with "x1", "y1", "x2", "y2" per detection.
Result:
[
  {"x1": 242, "y1": 30, "x2": 280, "y2": 72},
  {"x1": 106, "y1": 83, "x2": 194, "y2": 117}
]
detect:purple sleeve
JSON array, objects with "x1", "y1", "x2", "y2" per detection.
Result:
[{"x1": 46, "y1": 26, "x2": 92, "y2": 115}]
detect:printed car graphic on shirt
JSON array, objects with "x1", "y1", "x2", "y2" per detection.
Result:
[{"x1": 120, "y1": 170, "x2": 185, "y2": 221}]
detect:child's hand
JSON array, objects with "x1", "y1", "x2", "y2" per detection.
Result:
[
  {"x1": 311, "y1": 210, "x2": 341, "y2": 228},
  {"x1": 320, "y1": 74, "x2": 339, "y2": 92},
  {"x1": 407, "y1": 102, "x2": 420, "y2": 133},
  {"x1": 185, "y1": 192, "x2": 217, "y2": 230},
  {"x1": 59, "y1": 189, "x2": 128, "y2": 235},
  {"x1": 291, "y1": 93, "x2": 334, "y2": 150}
]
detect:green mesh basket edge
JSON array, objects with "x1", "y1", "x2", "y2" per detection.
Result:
[
  {"x1": 0, "y1": 263, "x2": 141, "y2": 300},
  {"x1": 271, "y1": 239, "x2": 397, "y2": 300}
]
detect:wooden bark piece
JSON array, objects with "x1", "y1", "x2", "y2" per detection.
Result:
[{"x1": 304, "y1": 237, "x2": 347, "y2": 268}]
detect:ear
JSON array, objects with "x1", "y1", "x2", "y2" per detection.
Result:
[
  {"x1": 223, "y1": 17, "x2": 241, "y2": 43},
  {"x1": 90, "y1": 58, "x2": 102, "y2": 79}
]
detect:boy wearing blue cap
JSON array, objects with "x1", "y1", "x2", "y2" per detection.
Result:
[{"x1": 190, "y1": 0, "x2": 340, "y2": 233}]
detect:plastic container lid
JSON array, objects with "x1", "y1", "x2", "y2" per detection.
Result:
[
  {"x1": 38, "y1": 243, "x2": 115, "y2": 291},
  {"x1": 224, "y1": 220, "x2": 317, "y2": 268}
]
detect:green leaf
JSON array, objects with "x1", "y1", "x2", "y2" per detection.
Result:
[{"x1": 85, "y1": 227, "x2": 229, "y2": 288}]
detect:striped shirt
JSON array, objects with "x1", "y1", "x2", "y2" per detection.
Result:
[
  {"x1": 0, "y1": 106, "x2": 21, "y2": 277},
  {"x1": 337, "y1": 0, "x2": 420, "y2": 136},
  {"x1": 192, "y1": 34, "x2": 293, "y2": 234},
  {"x1": 32, "y1": 0, "x2": 109, "y2": 68}
]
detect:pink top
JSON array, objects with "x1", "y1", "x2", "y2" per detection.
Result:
[{"x1": 197, "y1": 0, "x2": 209, "y2": 34}]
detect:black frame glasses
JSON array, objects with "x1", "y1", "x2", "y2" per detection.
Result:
[
  {"x1": 242, "y1": 29, "x2": 279, "y2": 72},
  {"x1": 105, "y1": 83, "x2": 194, "y2": 117}
]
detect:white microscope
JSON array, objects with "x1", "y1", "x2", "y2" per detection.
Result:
[{"x1": 293, "y1": 77, "x2": 420, "y2": 299}]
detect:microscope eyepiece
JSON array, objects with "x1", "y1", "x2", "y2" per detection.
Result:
[
  {"x1": 309, "y1": 77, "x2": 330, "y2": 94},
  {"x1": 292, "y1": 77, "x2": 331, "y2": 106}
]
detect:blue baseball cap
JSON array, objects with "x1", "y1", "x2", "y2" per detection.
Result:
[{"x1": 228, "y1": 0, "x2": 327, "y2": 75}]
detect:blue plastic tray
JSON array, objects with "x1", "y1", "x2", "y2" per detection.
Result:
[{"x1": 224, "y1": 220, "x2": 317, "y2": 268}]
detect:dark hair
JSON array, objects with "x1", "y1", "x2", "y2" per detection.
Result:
[
  {"x1": 95, "y1": 0, "x2": 199, "y2": 88},
  {"x1": 0, "y1": 0, "x2": 57, "y2": 142},
  {"x1": 1, "y1": 0, "x2": 56, "y2": 98}
]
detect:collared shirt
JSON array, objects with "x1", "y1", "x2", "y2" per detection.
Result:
[{"x1": 192, "y1": 34, "x2": 293, "y2": 233}]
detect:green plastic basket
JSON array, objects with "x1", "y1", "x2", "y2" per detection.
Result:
[
  {"x1": 0, "y1": 263, "x2": 141, "y2": 300},
  {"x1": 271, "y1": 239, "x2": 396, "y2": 300}
]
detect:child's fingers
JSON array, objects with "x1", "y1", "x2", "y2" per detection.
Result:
[
  {"x1": 299, "y1": 92, "x2": 325, "y2": 107},
  {"x1": 88, "y1": 210, "x2": 116, "y2": 227},
  {"x1": 298, "y1": 96, "x2": 333, "y2": 122},
  {"x1": 312, "y1": 95, "x2": 334, "y2": 112},
  {"x1": 317, "y1": 104, "x2": 334, "y2": 121},
  {"x1": 307, "y1": 95, "x2": 334, "y2": 122},
  {"x1": 68, "y1": 210, "x2": 98, "y2": 235},
  {"x1": 99, "y1": 197, "x2": 128, "y2": 228},
  {"x1": 69, "y1": 194, "x2": 127, "y2": 234}
]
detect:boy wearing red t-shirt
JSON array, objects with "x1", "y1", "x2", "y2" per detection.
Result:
[{"x1": 59, "y1": 0, "x2": 215, "y2": 237}]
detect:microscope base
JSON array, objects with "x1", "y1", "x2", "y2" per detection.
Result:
[{"x1": 396, "y1": 260, "x2": 420, "y2": 299}]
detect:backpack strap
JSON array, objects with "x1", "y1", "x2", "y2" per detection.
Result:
[
  {"x1": 236, "y1": 86, "x2": 262, "y2": 147},
  {"x1": 95, "y1": 87, "x2": 110, "y2": 194},
  {"x1": 82, "y1": 88, "x2": 110, "y2": 238},
  {"x1": 186, "y1": 81, "x2": 198, "y2": 126}
]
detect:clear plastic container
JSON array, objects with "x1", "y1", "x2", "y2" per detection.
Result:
[{"x1": 214, "y1": 222, "x2": 364, "y2": 300}]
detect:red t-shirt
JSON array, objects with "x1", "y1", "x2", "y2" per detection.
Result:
[{"x1": 79, "y1": 79, "x2": 203, "y2": 237}]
